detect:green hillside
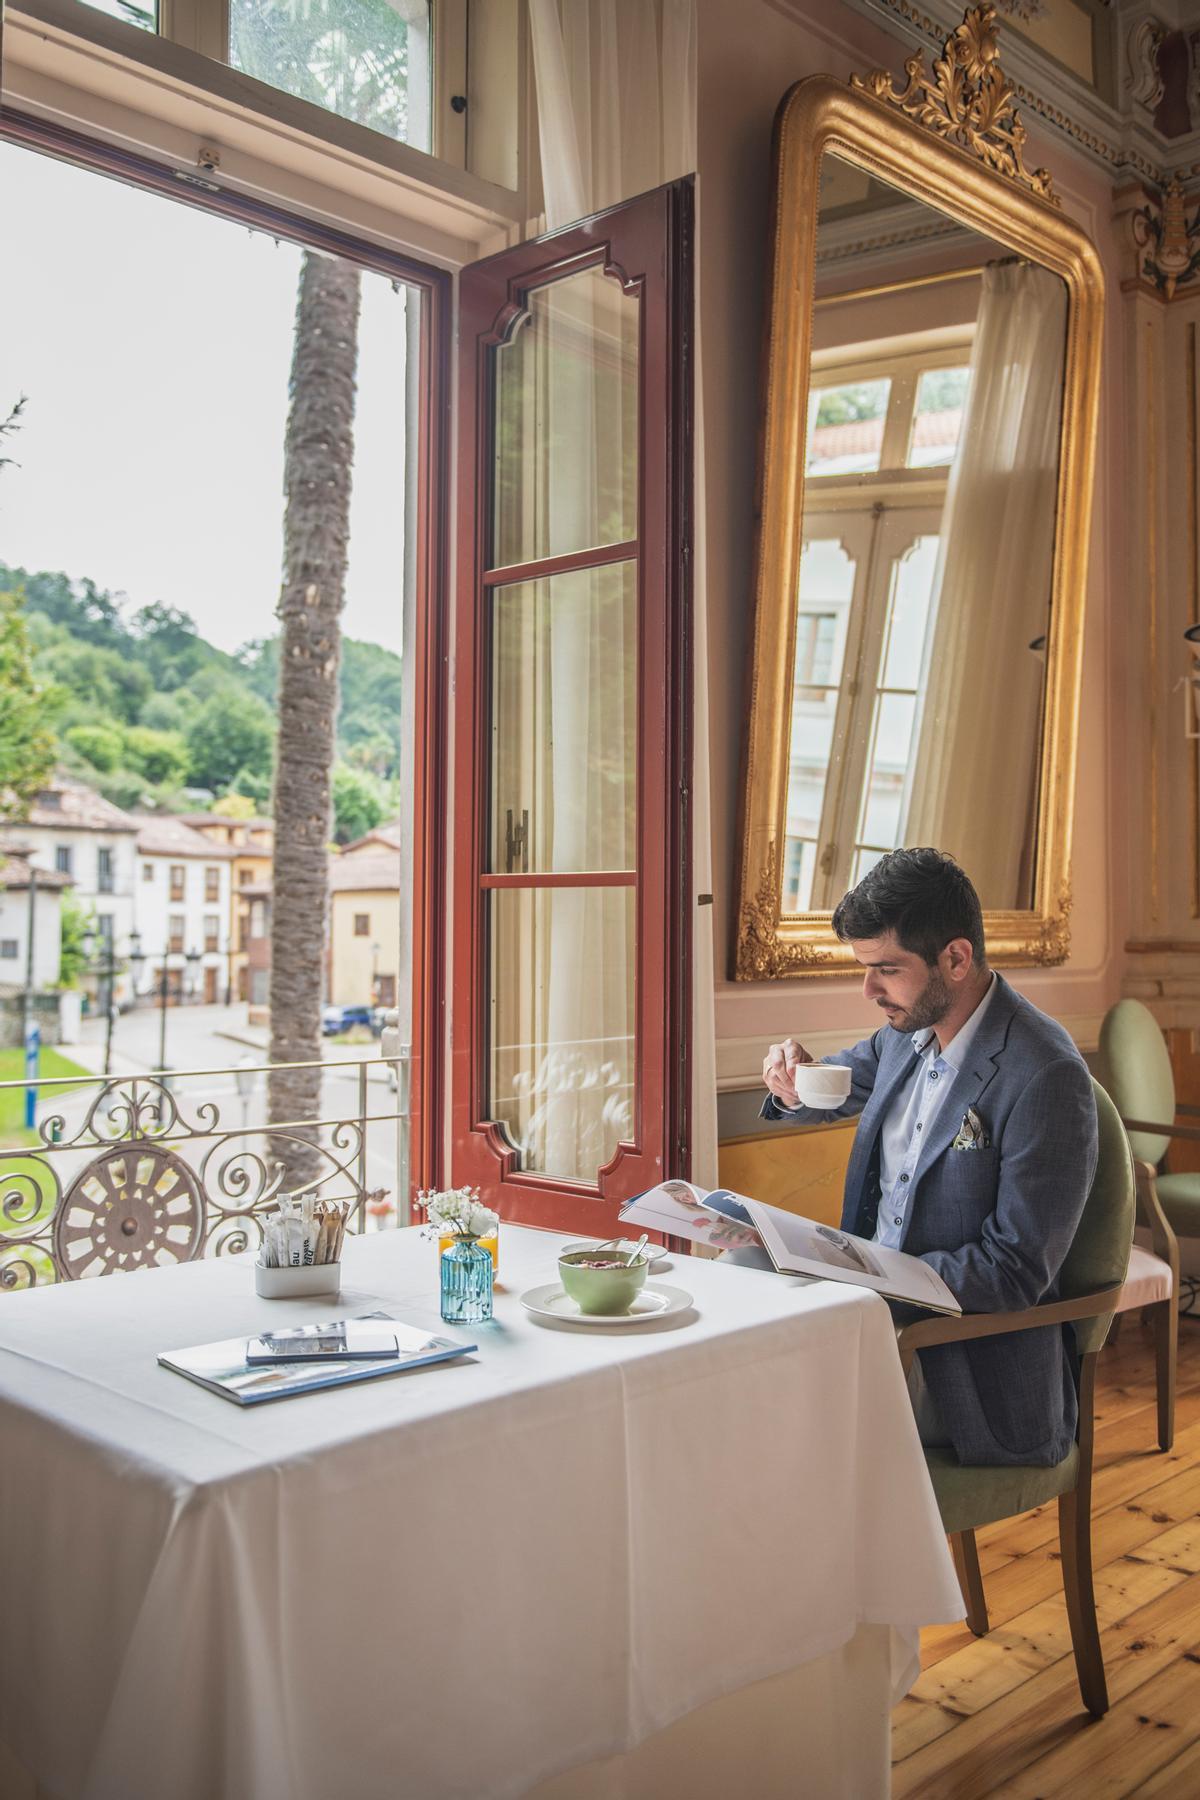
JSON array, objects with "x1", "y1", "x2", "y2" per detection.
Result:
[{"x1": 0, "y1": 561, "x2": 402, "y2": 843}]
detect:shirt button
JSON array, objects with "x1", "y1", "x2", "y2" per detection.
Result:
[
  {"x1": 917, "y1": 1122, "x2": 923, "y2": 1130},
  {"x1": 929, "y1": 1071, "x2": 939, "y2": 1082},
  {"x1": 893, "y1": 1216, "x2": 902, "y2": 1226},
  {"x1": 899, "y1": 1172, "x2": 909, "y2": 1183}
]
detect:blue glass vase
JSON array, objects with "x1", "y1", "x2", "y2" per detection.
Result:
[{"x1": 440, "y1": 1236, "x2": 493, "y2": 1325}]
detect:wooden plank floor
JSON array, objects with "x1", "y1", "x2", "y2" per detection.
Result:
[{"x1": 891, "y1": 1317, "x2": 1200, "y2": 1798}]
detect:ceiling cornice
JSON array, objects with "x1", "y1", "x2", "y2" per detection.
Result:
[{"x1": 768, "y1": 0, "x2": 1200, "y2": 188}]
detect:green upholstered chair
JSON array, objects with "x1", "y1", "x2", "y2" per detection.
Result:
[
  {"x1": 1098, "y1": 997, "x2": 1188, "y2": 1450},
  {"x1": 896, "y1": 1079, "x2": 1134, "y2": 1719}
]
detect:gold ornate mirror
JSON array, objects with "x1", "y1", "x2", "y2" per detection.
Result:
[{"x1": 734, "y1": 7, "x2": 1103, "y2": 978}]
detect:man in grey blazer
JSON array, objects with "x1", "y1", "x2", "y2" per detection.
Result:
[{"x1": 759, "y1": 848, "x2": 1098, "y2": 1468}]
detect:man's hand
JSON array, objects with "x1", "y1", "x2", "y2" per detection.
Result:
[{"x1": 762, "y1": 1037, "x2": 813, "y2": 1108}]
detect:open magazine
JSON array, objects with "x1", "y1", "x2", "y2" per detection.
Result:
[{"x1": 619, "y1": 1181, "x2": 960, "y2": 1316}]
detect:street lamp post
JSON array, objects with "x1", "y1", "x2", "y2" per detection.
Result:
[
  {"x1": 152, "y1": 944, "x2": 201, "y2": 1075},
  {"x1": 83, "y1": 927, "x2": 141, "y2": 1078}
]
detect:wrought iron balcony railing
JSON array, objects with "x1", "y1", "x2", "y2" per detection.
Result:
[{"x1": 0, "y1": 1050, "x2": 410, "y2": 1289}]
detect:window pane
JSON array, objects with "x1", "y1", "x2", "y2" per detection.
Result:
[
  {"x1": 78, "y1": 0, "x2": 156, "y2": 29},
  {"x1": 880, "y1": 534, "x2": 940, "y2": 691},
  {"x1": 806, "y1": 378, "x2": 891, "y2": 476},
  {"x1": 852, "y1": 846, "x2": 886, "y2": 885},
  {"x1": 786, "y1": 537, "x2": 853, "y2": 897},
  {"x1": 489, "y1": 887, "x2": 635, "y2": 1182},
  {"x1": 782, "y1": 837, "x2": 817, "y2": 913},
  {"x1": 908, "y1": 367, "x2": 970, "y2": 468},
  {"x1": 492, "y1": 269, "x2": 639, "y2": 568},
  {"x1": 490, "y1": 562, "x2": 636, "y2": 874},
  {"x1": 858, "y1": 693, "x2": 916, "y2": 847},
  {"x1": 230, "y1": 0, "x2": 432, "y2": 150}
]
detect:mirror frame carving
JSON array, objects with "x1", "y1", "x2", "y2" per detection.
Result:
[{"x1": 733, "y1": 48, "x2": 1104, "y2": 980}]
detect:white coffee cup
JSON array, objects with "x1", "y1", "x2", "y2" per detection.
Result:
[{"x1": 792, "y1": 1062, "x2": 852, "y2": 1110}]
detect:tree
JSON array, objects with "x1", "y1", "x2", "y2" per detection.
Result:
[
  {"x1": 248, "y1": 2, "x2": 412, "y2": 1183},
  {"x1": 0, "y1": 591, "x2": 60, "y2": 821},
  {"x1": 229, "y1": 765, "x2": 272, "y2": 808},
  {"x1": 122, "y1": 724, "x2": 190, "y2": 788},
  {"x1": 185, "y1": 688, "x2": 275, "y2": 794},
  {"x1": 214, "y1": 791, "x2": 259, "y2": 821},
  {"x1": 64, "y1": 722, "x2": 124, "y2": 773},
  {"x1": 267, "y1": 252, "x2": 363, "y2": 1185},
  {"x1": 57, "y1": 890, "x2": 94, "y2": 990},
  {"x1": 0, "y1": 396, "x2": 26, "y2": 474},
  {"x1": 332, "y1": 761, "x2": 386, "y2": 844}
]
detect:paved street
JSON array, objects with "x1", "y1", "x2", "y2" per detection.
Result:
[{"x1": 9, "y1": 1002, "x2": 408, "y2": 1241}]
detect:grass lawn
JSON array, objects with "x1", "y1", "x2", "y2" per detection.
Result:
[
  {"x1": 0, "y1": 1049, "x2": 91, "y2": 1275},
  {"x1": 0, "y1": 1046, "x2": 91, "y2": 1143}
]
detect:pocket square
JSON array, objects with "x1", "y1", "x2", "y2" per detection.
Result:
[{"x1": 952, "y1": 1106, "x2": 991, "y2": 1150}]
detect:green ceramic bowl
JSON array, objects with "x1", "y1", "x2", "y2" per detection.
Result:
[{"x1": 558, "y1": 1248, "x2": 650, "y2": 1316}]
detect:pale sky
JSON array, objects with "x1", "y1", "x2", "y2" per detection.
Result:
[{"x1": 0, "y1": 136, "x2": 410, "y2": 656}]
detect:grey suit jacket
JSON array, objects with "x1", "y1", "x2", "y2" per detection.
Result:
[{"x1": 760, "y1": 975, "x2": 1098, "y2": 1466}]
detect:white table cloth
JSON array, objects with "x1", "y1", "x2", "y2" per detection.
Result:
[{"x1": 0, "y1": 1225, "x2": 962, "y2": 1800}]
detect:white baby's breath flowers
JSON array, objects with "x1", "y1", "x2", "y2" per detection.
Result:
[{"x1": 417, "y1": 1186, "x2": 499, "y2": 1242}]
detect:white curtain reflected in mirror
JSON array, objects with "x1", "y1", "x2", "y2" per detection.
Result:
[
  {"x1": 904, "y1": 262, "x2": 1067, "y2": 897},
  {"x1": 782, "y1": 158, "x2": 1069, "y2": 913}
]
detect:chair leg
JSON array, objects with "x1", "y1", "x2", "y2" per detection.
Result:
[
  {"x1": 1154, "y1": 1293, "x2": 1178, "y2": 1453},
  {"x1": 1058, "y1": 1486, "x2": 1108, "y2": 1717},
  {"x1": 950, "y1": 1530, "x2": 989, "y2": 1636},
  {"x1": 1108, "y1": 1310, "x2": 1123, "y2": 1344}
]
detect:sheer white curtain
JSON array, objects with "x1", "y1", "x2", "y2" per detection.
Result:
[
  {"x1": 904, "y1": 261, "x2": 1067, "y2": 906},
  {"x1": 528, "y1": 0, "x2": 697, "y2": 229},
  {"x1": 510, "y1": 0, "x2": 709, "y2": 1184}
]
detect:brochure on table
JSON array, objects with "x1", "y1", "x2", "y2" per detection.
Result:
[
  {"x1": 159, "y1": 1314, "x2": 477, "y2": 1405},
  {"x1": 620, "y1": 1181, "x2": 960, "y2": 1315}
]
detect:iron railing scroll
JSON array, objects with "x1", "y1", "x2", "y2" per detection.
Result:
[{"x1": 0, "y1": 1050, "x2": 411, "y2": 1289}]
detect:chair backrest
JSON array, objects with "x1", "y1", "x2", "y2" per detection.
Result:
[
  {"x1": 1098, "y1": 998, "x2": 1175, "y2": 1167},
  {"x1": 1059, "y1": 1079, "x2": 1136, "y2": 1355}
]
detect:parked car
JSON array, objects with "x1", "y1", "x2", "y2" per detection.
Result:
[{"x1": 321, "y1": 1004, "x2": 374, "y2": 1036}]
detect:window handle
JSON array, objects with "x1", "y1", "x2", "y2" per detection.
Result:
[{"x1": 505, "y1": 808, "x2": 529, "y2": 874}]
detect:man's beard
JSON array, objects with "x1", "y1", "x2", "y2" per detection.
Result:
[{"x1": 883, "y1": 966, "x2": 952, "y2": 1033}]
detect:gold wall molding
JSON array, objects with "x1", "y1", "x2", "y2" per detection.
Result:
[
  {"x1": 1132, "y1": 178, "x2": 1200, "y2": 302},
  {"x1": 851, "y1": 5, "x2": 1058, "y2": 204},
  {"x1": 733, "y1": 55, "x2": 1104, "y2": 979},
  {"x1": 814, "y1": 0, "x2": 1197, "y2": 188},
  {"x1": 1147, "y1": 315, "x2": 1160, "y2": 923},
  {"x1": 1190, "y1": 319, "x2": 1199, "y2": 921}
]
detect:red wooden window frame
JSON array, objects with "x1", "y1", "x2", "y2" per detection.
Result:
[{"x1": 450, "y1": 181, "x2": 693, "y2": 1233}]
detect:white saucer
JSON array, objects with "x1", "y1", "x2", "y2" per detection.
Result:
[
  {"x1": 561, "y1": 1238, "x2": 669, "y2": 1269},
  {"x1": 519, "y1": 1282, "x2": 694, "y2": 1327}
]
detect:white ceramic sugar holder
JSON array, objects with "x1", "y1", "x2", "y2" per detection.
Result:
[{"x1": 254, "y1": 1261, "x2": 341, "y2": 1300}]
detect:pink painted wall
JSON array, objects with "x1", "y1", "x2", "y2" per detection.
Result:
[{"x1": 696, "y1": 0, "x2": 1129, "y2": 1085}]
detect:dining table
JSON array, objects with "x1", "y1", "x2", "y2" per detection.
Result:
[{"x1": 0, "y1": 1222, "x2": 962, "y2": 1800}]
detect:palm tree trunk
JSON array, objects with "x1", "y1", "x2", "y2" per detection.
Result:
[{"x1": 268, "y1": 251, "x2": 361, "y2": 1189}]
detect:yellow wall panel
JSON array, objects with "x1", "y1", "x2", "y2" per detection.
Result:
[{"x1": 717, "y1": 1121, "x2": 858, "y2": 1226}]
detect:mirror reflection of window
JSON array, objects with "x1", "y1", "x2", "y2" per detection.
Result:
[
  {"x1": 907, "y1": 367, "x2": 970, "y2": 468},
  {"x1": 806, "y1": 377, "x2": 891, "y2": 476},
  {"x1": 783, "y1": 168, "x2": 1068, "y2": 913}
]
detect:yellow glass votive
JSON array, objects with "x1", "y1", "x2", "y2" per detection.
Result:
[{"x1": 439, "y1": 1230, "x2": 499, "y2": 1274}]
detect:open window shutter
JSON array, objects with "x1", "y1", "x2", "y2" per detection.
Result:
[{"x1": 450, "y1": 180, "x2": 693, "y2": 1231}]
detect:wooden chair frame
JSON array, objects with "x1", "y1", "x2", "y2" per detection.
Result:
[
  {"x1": 1118, "y1": 1112, "x2": 1192, "y2": 1452},
  {"x1": 897, "y1": 1281, "x2": 1125, "y2": 1718}
]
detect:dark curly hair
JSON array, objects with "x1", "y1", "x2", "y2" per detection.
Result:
[{"x1": 831, "y1": 848, "x2": 987, "y2": 969}]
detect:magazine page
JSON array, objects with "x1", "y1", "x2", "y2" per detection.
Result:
[
  {"x1": 740, "y1": 1197, "x2": 961, "y2": 1314},
  {"x1": 619, "y1": 1182, "x2": 762, "y2": 1253}
]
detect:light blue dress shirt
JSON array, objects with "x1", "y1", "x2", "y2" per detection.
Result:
[{"x1": 873, "y1": 974, "x2": 997, "y2": 1248}]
